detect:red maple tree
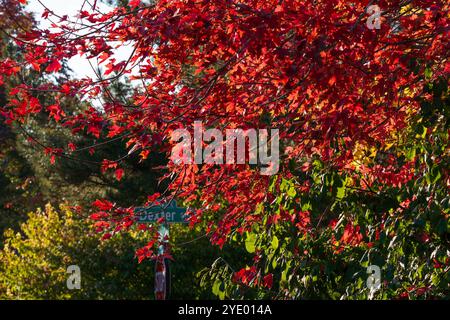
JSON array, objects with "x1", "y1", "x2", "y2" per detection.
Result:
[{"x1": 1, "y1": 0, "x2": 448, "y2": 269}]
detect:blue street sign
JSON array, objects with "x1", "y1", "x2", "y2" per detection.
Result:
[{"x1": 135, "y1": 200, "x2": 189, "y2": 224}]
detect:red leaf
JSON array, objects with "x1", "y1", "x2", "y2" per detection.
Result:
[
  {"x1": 101, "y1": 159, "x2": 118, "y2": 173},
  {"x1": 115, "y1": 168, "x2": 124, "y2": 181},
  {"x1": 102, "y1": 233, "x2": 112, "y2": 240},
  {"x1": 262, "y1": 274, "x2": 273, "y2": 289},
  {"x1": 46, "y1": 60, "x2": 62, "y2": 73},
  {"x1": 47, "y1": 104, "x2": 65, "y2": 122},
  {"x1": 29, "y1": 97, "x2": 41, "y2": 113},
  {"x1": 328, "y1": 75, "x2": 337, "y2": 86},
  {"x1": 129, "y1": 0, "x2": 141, "y2": 8},
  {"x1": 42, "y1": 9, "x2": 50, "y2": 19},
  {"x1": 93, "y1": 199, "x2": 114, "y2": 211},
  {"x1": 68, "y1": 142, "x2": 77, "y2": 152}
]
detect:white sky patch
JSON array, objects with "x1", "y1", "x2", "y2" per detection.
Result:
[{"x1": 26, "y1": 0, "x2": 135, "y2": 81}]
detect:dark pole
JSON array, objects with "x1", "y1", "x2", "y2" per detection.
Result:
[{"x1": 155, "y1": 224, "x2": 170, "y2": 300}]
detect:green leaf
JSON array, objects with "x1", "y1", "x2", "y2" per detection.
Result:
[
  {"x1": 336, "y1": 184, "x2": 346, "y2": 200},
  {"x1": 280, "y1": 178, "x2": 288, "y2": 192},
  {"x1": 271, "y1": 236, "x2": 279, "y2": 250},
  {"x1": 416, "y1": 125, "x2": 427, "y2": 139},
  {"x1": 269, "y1": 176, "x2": 278, "y2": 193},
  {"x1": 431, "y1": 274, "x2": 440, "y2": 286},
  {"x1": 287, "y1": 186, "x2": 296, "y2": 198},
  {"x1": 272, "y1": 258, "x2": 278, "y2": 269},
  {"x1": 406, "y1": 147, "x2": 416, "y2": 160},
  {"x1": 212, "y1": 279, "x2": 221, "y2": 296},
  {"x1": 301, "y1": 201, "x2": 311, "y2": 211},
  {"x1": 424, "y1": 67, "x2": 432, "y2": 80},
  {"x1": 281, "y1": 270, "x2": 287, "y2": 284},
  {"x1": 431, "y1": 166, "x2": 441, "y2": 184},
  {"x1": 245, "y1": 233, "x2": 256, "y2": 253},
  {"x1": 332, "y1": 175, "x2": 347, "y2": 200}
]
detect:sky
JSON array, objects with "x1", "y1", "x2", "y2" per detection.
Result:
[{"x1": 26, "y1": 0, "x2": 133, "y2": 80}]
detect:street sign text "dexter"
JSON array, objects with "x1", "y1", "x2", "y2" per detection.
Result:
[{"x1": 135, "y1": 200, "x2": 188, "y2": 224}]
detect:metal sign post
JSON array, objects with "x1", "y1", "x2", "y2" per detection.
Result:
[
  {"x1": 135, "y1": 200, "x2": 188, "y2": 300},
  {"x1": 155, "y1": 224, "x2": 169, "y2": 300}
]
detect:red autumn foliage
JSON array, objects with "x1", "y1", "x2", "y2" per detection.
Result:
[{"x1": 0, "y1": 0, "x2": 448, "y2": 263}]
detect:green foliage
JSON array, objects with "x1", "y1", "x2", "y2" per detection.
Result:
[
  {"x1": 169, "y1": 224, "x2": 248, "y2": 299},
  {"x1": 0, "y1": 203, "x2": 247, "y2": 300},
  {"x1": 0, "y1": 204, "x2": 156, "y2": 299}
]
